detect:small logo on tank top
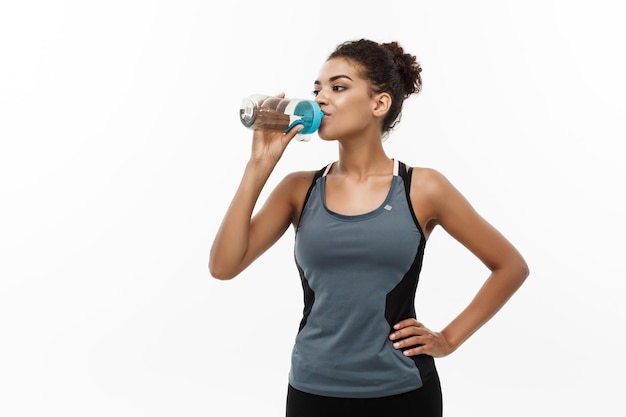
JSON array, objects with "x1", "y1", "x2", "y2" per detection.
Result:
[{"x1": 384, "y1": 204, "x2": 393, "y2": 211}]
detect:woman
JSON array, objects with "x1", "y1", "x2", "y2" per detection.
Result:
[{"x1": 209, "y1": 39, "x2": 529, "y2": 417}]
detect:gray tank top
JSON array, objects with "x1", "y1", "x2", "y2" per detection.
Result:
[{"x1": 290, "y1": 159, "x2": 435, "y2": 398}]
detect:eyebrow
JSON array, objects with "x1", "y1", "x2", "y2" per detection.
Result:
[{"x1": 314, "y1": 74, "x2": 354, "y2": 85}]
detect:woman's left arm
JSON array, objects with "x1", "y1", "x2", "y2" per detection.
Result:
[{"x1": 390, "y1": 168, "x2": 529, "y2": 357}]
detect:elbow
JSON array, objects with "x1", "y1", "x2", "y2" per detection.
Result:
[
  {"x1": 208, "y1": 262, "x2": 237, "y2": 280},
  {"x1": 209, "y1": 246, "x2": 233, "y2": 280},
  {"x1": 519, "y1": 252, "x2": 530, "y2": 279},
  {"x1": 492, "y1": 254, "x2": 529, "y2": 286},
  {"x1": 210, "y1": 270, "x2": 237, "y2": 281},
  {"x1": 208, "y1": 255, "x2": 240, "y2": 280},
  {"x1": 514, "y1": 256, "x2": 530, "y2": 284},
  {"x1": 522, "y1": 262, "x2": 530, "y2": 279}
]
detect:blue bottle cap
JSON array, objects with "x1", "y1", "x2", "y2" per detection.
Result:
[{"x1": 285, "y1": 100, "x2": 324, "y2": 135}]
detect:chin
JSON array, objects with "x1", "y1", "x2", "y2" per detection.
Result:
[{"x1": 317, "y1": 128, "x2": 338, "y2": 142}]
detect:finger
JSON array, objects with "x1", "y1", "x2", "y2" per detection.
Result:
[
  {"x1": 389, "y1": 326, "x2": 426, "y2": 341},
  {"x1": 391, "y1": 336, "x2": 422, "y2": 349},
  {"x1": 283, "y1": 123, "x2": 304, "y2": 140},
  {"x1": 402, "y1": 345, "x2": 428, "y2": 357},
  {"x1": 393, "y1": 318, "x2": 422, "y2": 330}
]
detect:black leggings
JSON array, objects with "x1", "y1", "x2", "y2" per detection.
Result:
[{"x1": 285, "y1": 373, "x2": 443, "y2": 417}]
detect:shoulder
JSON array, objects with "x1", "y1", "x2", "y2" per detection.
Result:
[
  {"x1": 403, "y1": 165, "x2": 468, "y2": 233},
  {"x1": 273, "y1": 169, "x2": 323, "y2": 203},
  {"x1": 407, "y1": 165, "x2": 456, "y2": 198},
  {"x1": 280, "y1": 169, "x2": 322, "y2": 190},
  {"x1": 276, "y1": 169, "x2": 324, "y2": 226}
]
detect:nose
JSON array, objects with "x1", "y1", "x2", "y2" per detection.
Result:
[{"x1": 314, "y1": 89, "x2": 328, "y2": 106}]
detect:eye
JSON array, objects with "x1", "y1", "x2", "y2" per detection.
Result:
[
  {"x1": 312, "y1": 90, "x2": 319, "y2": 97},
  {"x1": 332, "y1": 85, "x2": 346, "y2": 92}
]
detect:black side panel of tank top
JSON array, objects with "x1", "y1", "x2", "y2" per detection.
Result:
[
  {"x1": 385, "y1": 162, "x2": 435, "y2": 377},
  {"x1": 299, "y1": 167, "x2": 326, "y2": 221},
  {"x1": 295, "y1": 167, "x2": 325, "y2": 333},
  {"x1": 398, "y1": 162, "x2": 421, "y2": 231},
  {"x1": 296, "y1": 264, "x2": 314, "y2": 332}
]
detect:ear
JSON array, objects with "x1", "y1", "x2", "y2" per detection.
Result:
[{"x1": 372, "y1": 92, "x2": 392, "y2": 118}]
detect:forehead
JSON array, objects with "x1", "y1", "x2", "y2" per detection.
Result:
[{"x1": 315, "y1": 57, "x2": 364, "y2": 83}]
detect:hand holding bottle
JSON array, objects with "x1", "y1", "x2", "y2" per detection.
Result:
[
  {"x1": 240, "y1": 93, "x2": 324, "y2": 142},
  {"x1": 250, "y1": 99, "x2": 304, "y2": 165}
]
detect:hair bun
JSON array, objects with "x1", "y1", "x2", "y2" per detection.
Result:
[{"x1": 381, "y1": 42, "x2": 422, "y2": 97}]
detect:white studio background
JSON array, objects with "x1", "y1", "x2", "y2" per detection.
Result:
[{"x1": 1, "y1": 1, "x2": 624, "y2": 416}]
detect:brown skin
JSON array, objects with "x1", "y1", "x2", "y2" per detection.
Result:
[{"x1": 209, "y1": 57, "x2": 529, "y2": 358}]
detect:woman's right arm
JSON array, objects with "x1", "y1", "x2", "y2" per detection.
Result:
[{"x1": 209, "y1": 120, "x2": 303, "y2": 280}]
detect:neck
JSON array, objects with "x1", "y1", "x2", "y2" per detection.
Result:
[{"x1": 335, "y1": 139, "x2": 392, "y2": 179}]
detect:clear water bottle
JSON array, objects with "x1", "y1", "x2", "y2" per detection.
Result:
[{"x1": 239, "y1": 94, "x2": 324, "y2": 141}]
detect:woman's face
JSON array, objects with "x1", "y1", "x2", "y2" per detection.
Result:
[{"x1": 313, "y1": 57, "x2": 379, "y2": 141}]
